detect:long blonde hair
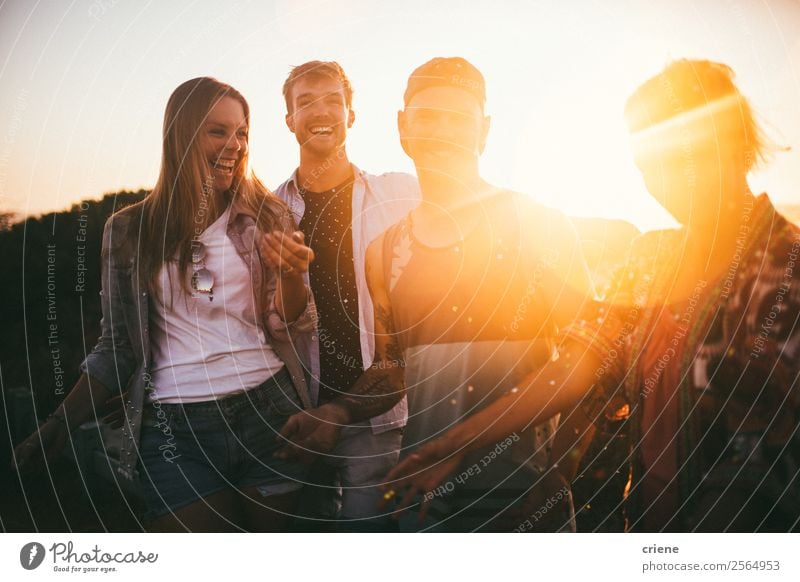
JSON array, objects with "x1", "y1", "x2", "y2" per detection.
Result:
[{"x1": 139, "y1": 77, "x2": 286, "y2": 296}]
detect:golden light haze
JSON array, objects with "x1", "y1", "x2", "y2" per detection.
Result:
[{"x1": 0, "y1": 0, "x2": 798, "y2": 231}]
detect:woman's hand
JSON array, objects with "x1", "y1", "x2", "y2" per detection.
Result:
[
  {"x1": 12, "y1": 374, "x2": 114, "y2": 475},
  {"x1": 380, "y1": 438, "x2": 466, "y2": 523},
  {"x1": 261, "y1": 230, "x2": 315, "y2": 322},
  {"x1": 12, "y1": 415, "x2": 70, "y2": 475},
  {"x1": 260, "y1": 230, "x2": 314, "y2": 279}
]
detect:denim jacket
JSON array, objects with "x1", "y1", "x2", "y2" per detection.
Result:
[
  {"x1": 80, "y1": 199, "x2": 316, "y2": 480},
  {"x1": 274, "y1": 166, "x2": 420, "y2": 434}
]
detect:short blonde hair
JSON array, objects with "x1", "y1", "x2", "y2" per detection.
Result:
[
  {"x1": 282, "y1": 60, "x2": 353, "y2": 114},
  {"x1": 625, "y1": 59, "x2": 775, "y2": 172}
]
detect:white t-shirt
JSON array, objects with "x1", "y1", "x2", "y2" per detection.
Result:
[{"x1": 149, "y1": 204, "x2": 284, "y2": 403}]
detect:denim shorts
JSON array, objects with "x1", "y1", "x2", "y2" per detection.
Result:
[{"x1": 138, "y1": 366, "x2": 307, "y2": 521}]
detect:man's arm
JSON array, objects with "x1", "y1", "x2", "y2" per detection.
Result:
[
  {"x1": 326, "y1": 233, "x2": 406, "y2": 424},
  {"x1": 382, "y1": 340, "x2": 601, "y2": 511},
  {"x1": 434, "y1": 340, "x2": 599, "y2": 453},
  {"x1": 276, "y1": 234, "x2": 405, "y2": 458}
]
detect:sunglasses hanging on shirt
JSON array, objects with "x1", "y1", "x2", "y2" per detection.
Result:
[{"x1": 191, "y1": 241, "x2": 214, "y2": 301}]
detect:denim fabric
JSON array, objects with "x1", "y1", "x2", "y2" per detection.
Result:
[{"x1": 138, "y1": 367, "x2": 307, "y2": 521}]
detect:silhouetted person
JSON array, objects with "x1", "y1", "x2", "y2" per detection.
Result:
[{"x1": 385, "y1": 59, "x2": 800, "y2": 532}]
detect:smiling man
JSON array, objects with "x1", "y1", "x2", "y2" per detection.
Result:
[
  {"x1": 277, "y1": 57, "x2": 596, "y2": 532},
  {"x1": 274, "y1": 61, "x2": 420, "y2": 531},
  {"x1": 368, "y1": 57, "x2": 596, "y2": 531}
]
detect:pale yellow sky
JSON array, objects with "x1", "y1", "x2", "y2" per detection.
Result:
[{"x1": 1, "y1": 0, "x2": 798, "y2": 231}]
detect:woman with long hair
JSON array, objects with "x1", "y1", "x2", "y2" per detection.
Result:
[
  {"x1": 13, "y1": 77, "x2": 317, "y2": 532},
  {"x1": 382, "y1": 59, "x2": 800, "y2": 532}
]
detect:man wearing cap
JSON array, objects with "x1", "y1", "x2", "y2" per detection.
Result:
[
  {"x1": 377, "y1": 57, "x2": 595, "y2": 531},
  {"x1": 279, "y1": 57, "x2": 594, "y2": 531},
  {"x1": 273, "y1": 61, "x2": 420, "y2": 531}
]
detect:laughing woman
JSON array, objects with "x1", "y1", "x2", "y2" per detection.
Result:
[{"x1": 13, "y1": 77, "x2": 317, "y2": 532}]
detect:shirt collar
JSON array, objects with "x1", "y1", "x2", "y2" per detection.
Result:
[{"x1": 287, "y1": 163, "x2": 364, "y2": 194}]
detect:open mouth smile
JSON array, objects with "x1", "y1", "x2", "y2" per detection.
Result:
[
  {"x1": 308, "y1": 125, "x2": 334, "y2": 136},
  {"x1": 212, "y1": 158, "x2": 236, "y2": 175}
]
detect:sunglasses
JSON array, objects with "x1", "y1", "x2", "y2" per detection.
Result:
[{"x1": 191, "y1": 241, "x2": 214, "y2": 301}]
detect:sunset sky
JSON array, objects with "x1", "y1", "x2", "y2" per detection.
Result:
[{"x1": 1, "y1": 0, "x2": 799, "y2": 231}]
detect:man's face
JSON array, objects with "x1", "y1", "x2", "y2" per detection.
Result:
[
  {"x1": 286, "y1": 75, "x2": 354, "y2": 157},
  {"x1": 398, "y1": 85, "x2": 489, "y2": 175},
  {"x1": 629, "y1": 112, "x2": 738, "y2": 228}
]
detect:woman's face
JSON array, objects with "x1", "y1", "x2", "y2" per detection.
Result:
[{"x1": 201, "y1": 96, "x2": 248, "y2": 195}]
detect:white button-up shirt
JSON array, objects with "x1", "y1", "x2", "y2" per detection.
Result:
[{"x1": 274, "y1": 165, "x2": 420, "y2": 433}]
